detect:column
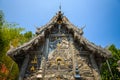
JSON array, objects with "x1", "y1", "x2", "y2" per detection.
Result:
[
  {"x1": 18, "y1": 54, "x2": 29, "y2": 80},
  {"x1": 43, "y1": 37, "x2": 49, "y2": 79},
  {"x1": 90, "y1": 54, "x2": 101, "y2": 80},
  {"x1": 45, "y1": 38, "x2": 49, "y2": 59}
]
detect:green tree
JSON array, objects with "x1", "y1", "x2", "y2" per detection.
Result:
[
  {"x1": 0, "y1": 10, "x2": 4, "y2": 26},
  {"x1": 0, "y1": 10, "x2": 34, "y2": 80},
  {"x1": 0, "y1": 23, "x2": 24, "y2": 80},
  {"x1": 24, "y1": 31, "x2": 33, "y2": 40},
  {"x1": 0, "y1": 10, "x2": 4, "y2": 53},
  {"x1": 101, "y1": 44, "x2": 120, "y2": 80}
]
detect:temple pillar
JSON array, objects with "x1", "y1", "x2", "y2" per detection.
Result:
[
  {"x1": 90, "y1": 54, "x2": 101, "y2": 80},
  {"x1": 42, "y1": 37, "x2": 49, "y2": 79},
  {"x1": 18, "y1": 54, "x2": 29, "y2": 80},
  {"x1": 45, "y1": 38, "x2": 49, "y2": 59}
]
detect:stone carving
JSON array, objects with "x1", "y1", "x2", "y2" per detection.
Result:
[
  {"x1": 43, "y1": 28, "x2": 75, "y2": 79},
  {"x1": 7, "y1": 11, "x2": 112, "y2": 80}
]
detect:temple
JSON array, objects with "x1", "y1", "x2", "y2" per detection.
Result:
[{"x1": 7, "y1": 11, "x2": 112, "y2": 80}]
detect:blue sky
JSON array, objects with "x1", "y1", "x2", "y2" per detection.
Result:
[{"x1": 0, "y1": 0, "x2": 120, "y2": 48}]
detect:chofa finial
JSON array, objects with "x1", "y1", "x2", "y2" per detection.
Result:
[{"x1": 59, "y1": 2, "x2": 61, "y2": 11}]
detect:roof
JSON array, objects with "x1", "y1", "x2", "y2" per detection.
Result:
[{"x1": 7, "y1": 11, "x2": 112, "y2": 64}]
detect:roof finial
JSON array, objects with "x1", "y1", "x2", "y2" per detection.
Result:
[{"x1": 59, "y1": 2, "x2": 61, "y2": 11}]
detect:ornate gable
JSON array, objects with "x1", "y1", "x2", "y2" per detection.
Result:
[{"x1": 7, "y1": 11, "x2": 111, "y2": 80}]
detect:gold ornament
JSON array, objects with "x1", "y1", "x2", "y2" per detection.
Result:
[
  {"x1": 31, "y1": 55, "x2": 37, "y2": 64},
  {"x1": 30, "y1": 66, "x2": 35, "y2": 71}
]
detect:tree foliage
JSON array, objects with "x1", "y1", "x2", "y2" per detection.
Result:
[
  {"x1": 101, "y1": 44, "x2": 120, "y2": 80},
  {"x1": 0, "y1": 10, "x2": 4, "y2": 26},
  {"x1": 0, "y1": 10, "x2": 34, "y2": 80}
]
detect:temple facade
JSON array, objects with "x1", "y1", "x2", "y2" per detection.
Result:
[{"x1": 7, "y1": 11, "x2": 111, "y2": 80}]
